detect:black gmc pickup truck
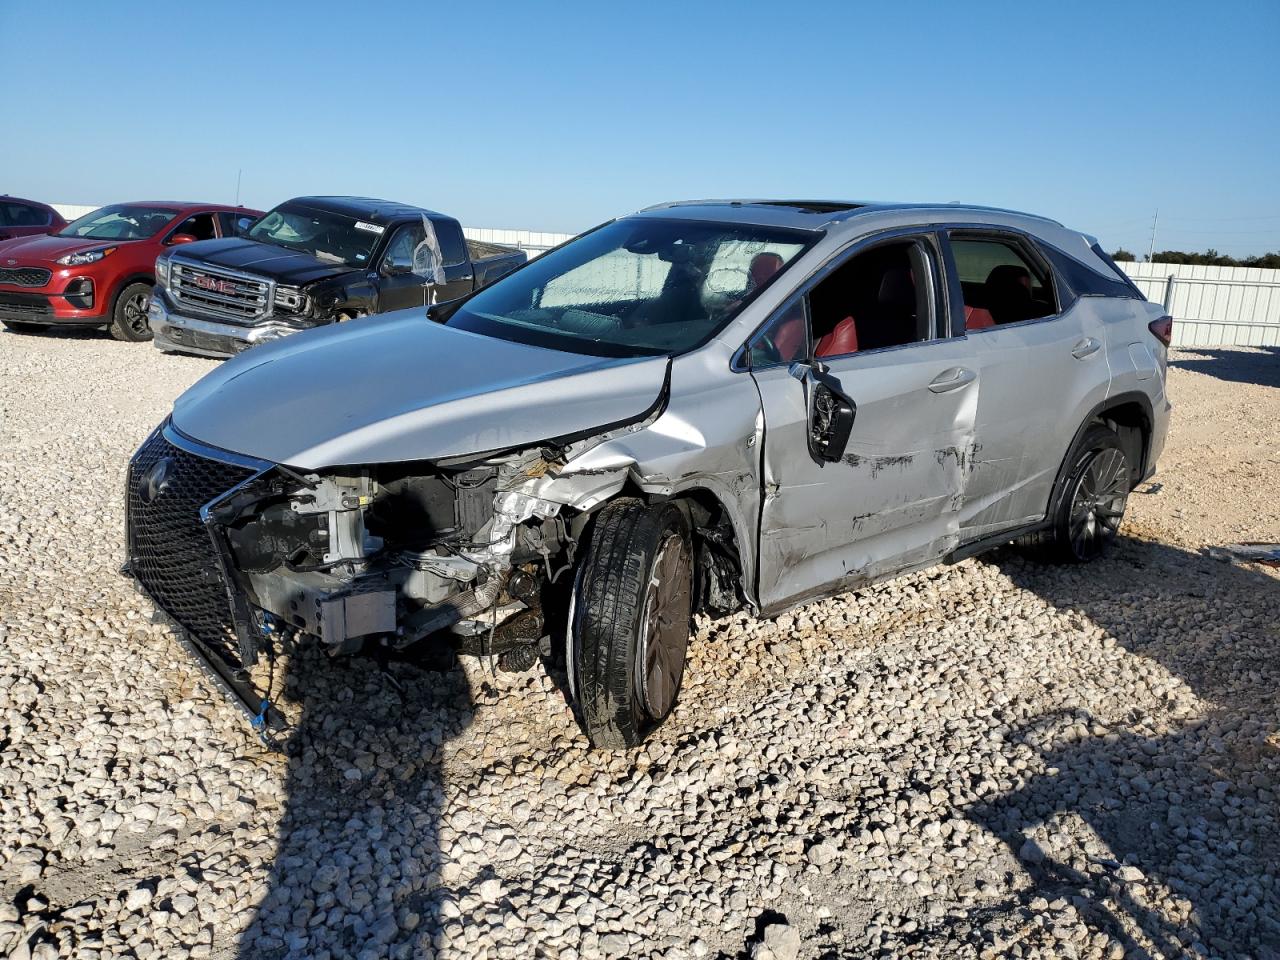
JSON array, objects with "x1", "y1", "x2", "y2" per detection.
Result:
[{"x1": 148, "y1": 196, "x2": 527, "y2": 358}]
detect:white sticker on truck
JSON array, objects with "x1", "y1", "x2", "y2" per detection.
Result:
[{"x1": 355, "y1": 221, "x2": 385, "y2": 234}]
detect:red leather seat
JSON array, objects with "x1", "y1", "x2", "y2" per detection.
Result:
[
  {"x1": 748, "y1": 252, "x2": 784, "y2": 291},
  {"x1": 815, "y1": 315, "x2": 858, "y2": 357},
  {"x1": 965, "y1": 305, "x2": 995, "y2": 329},
  {"x1": 772, "y1": 314, "x2": 806, "y2": 360}
]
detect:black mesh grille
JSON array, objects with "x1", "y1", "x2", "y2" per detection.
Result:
[
  {"x1": 0, "y1": 267, "x2": 52, "y2": 287},
  {"x1": 127, "y1": 429, "x2": 256, "y2": 670},
  {"x1": 0, "y1": 292, "x2": 53, "y2": 316}
]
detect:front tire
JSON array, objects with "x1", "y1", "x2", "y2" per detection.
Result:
[
  {"x1": 570, "y1": 499, "x2": 694, "y2": 749},
  {"x1": 108, "y1": 282, "x2": 154, "y2": 342},
  {"x1": 1021, "y1": 423, "x2": 1130, "y2": 563}
]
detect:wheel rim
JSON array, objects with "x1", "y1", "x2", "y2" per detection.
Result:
[
  {"x1": 1067, "y1": 447, "x2": 1128, "y2": 558},
  {"x1": 123, "y1": 292, "x2": 150, "y2": 335},
  {"x1": 636, "y1": 534, "x2": 692, "y2": 719}
]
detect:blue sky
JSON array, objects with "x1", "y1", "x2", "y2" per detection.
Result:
[{"x1": 4, "y1": 0, "x2": 1278, "y2": 256}]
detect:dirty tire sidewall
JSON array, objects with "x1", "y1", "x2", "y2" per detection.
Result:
[
  {"x1": 108, "y1": 282, "x2": 154, "y2": 342},
  {"x1": 1023, "y1": 423, "x2": 1129, "y2": 564},
  {"x1": 570, "y1": 499, "x2": 693, "y2": 749}
]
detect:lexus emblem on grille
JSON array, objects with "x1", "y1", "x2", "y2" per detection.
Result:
[
  {"x1": 4, "y1": 259, "x2": 14, "y2": 266},
  {"x1": 193, "y1": 275, "x2": 238, "y2": 294},
  {"x1": 139, "y1": 457, "x2": 175, "y2": 505}
]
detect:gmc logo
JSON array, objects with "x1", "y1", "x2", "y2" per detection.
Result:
[{"x1": 194, "y1": 275, "x2": 238, "y2": 294}]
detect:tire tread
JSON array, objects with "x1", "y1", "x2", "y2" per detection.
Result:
[{"x1": 573, "y1": 498, "x2": 687, "y2": 749}]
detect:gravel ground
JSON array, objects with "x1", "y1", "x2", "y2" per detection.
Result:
[{"x1": 1, "y1": 330, "x2": 1278, "y2": 960}]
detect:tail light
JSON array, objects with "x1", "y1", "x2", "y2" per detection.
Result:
[{"x1": 1148, "y1": 315, "x2": 1173, "y2": 346}]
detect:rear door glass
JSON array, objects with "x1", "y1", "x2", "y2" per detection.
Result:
[
  {"x1": 0, "y1": 202, "x2": 50, "y2": 227},
  {"x1": 949, "y1": 237, "x2": 1056, "y2": 331}
]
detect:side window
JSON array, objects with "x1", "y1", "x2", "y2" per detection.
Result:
[
  {"x1": 1038, "y1": 242, "x2": 1144, "y2": 300},
  {"x1": 434, "y1": 219, "x2": 467, "y2": 268},
  {"x1": 806, "y1": 239, "x2": 936, "y2": 358},
  {"x1": 382, "y1": 224, "x2": 426, "y2": 275},
  {"x1": 219, "y1": 211, "x2": 256, "y2": 236},
  {"x1": 0, "y1": 203, "x2": 48, "y2": 227},
  {"x1": 949, "y1": 236, "x2": 1056, "y2": 331},
  {"x1": 746, "y1": 298, "x2": 808, "y2": 368},
  {"x1": 169, "y1": 213, "x2": 217, "y2": 242}
]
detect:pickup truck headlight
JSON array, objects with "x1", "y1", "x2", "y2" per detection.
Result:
[
  {"x1": 155, "y1": 255, "x2": 171, "y2": 288},
  {"x1": 56, "y1": 247, "x2": 116, "y2": 266},
  {"x1": 273, "y1": 286, "x2": 308, "y2": 314}
]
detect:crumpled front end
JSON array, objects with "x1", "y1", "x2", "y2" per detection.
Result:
[{"x1": 123, "y1": 415, "x2": 654, "y2": 731}]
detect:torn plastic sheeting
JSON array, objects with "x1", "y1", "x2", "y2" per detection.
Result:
[
  {"x1": 1205, "y1": 543, "x2": 1280, "y2": 568},
  {"x1": 414, "y1": 215, "x2": 447, "y2": 296}
]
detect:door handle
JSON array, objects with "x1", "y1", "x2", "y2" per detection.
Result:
[
  {"x1": 1072, "y1": 337, "x2": 1102, "y2": 359},
  {"x1": 928, "y1": 367, "x2": 976, "y2": 393}
]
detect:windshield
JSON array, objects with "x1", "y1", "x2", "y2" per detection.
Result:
[
  {"x1": 445, "y1": 218, "x2": 814, "y2": 357},
  {"x1": 58, "y1": 204, "x2": 179, "y2": 241},
  {"x1": 247, "y1": 202, "x2": 383, "y2": 267}
]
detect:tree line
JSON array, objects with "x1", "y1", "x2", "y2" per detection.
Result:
[{"x1": 1111, "y1": 248, "x2": 1280, "y2": 269}]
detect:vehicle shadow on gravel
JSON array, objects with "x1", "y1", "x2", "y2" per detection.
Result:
[
  {"x1": 1170, "y1": 346, "x2": 1280, "y2": 388},
  {"x1": 235, "y1": 643, "x2": 475, "y2": 959},
  {"x1": 967, "y1": 537, "x2": 1280, "y2": 957}
]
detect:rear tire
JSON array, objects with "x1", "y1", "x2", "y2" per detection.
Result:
[
  {"x1": 1020, "y1": 423, "x2": 1130, "y2": 563},
  {"x1": 570, "y1": 499, "x2": 694, "y2": 749},
  {"x1": 108, "y1": 282, "x2": 154, "y2": 342},
  {"x1": 1, "y1": 321, "x2": 50, "y2": 333}
]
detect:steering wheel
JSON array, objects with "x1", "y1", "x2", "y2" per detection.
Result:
[{"x1": 749, "y1": 333, "x2": 782, "y2": 367}]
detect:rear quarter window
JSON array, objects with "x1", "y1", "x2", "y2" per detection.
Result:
[
  {"x1": 434, "y1": 219, "x2": 468, "y2": 267},
  {"x1": 1040, "y1": 242, "x2": 1146, "y2": 300}
]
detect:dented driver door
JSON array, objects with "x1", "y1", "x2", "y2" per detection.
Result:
[{"x1": 751, "y1": 336, "x2": 981, "y2": 614}]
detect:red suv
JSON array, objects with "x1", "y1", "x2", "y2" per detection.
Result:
[
  {"x1": 0, "y1": 201, "x2": 262, "y2": 341},
  {"x1": 0, "y1": 196, "x2": 67, "y2": 242}
]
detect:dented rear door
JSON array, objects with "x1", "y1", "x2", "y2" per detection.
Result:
[{"x1": 752, "y1": 337, "x2": 981, "y2": 613}]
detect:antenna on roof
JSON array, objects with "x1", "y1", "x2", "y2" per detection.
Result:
[{"x1": 234, "y1": 169, "x2": 242, "y2": 206}]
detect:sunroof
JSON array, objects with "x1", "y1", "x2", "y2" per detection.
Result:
[{"x1": 755, "y1": 201, "x2": 863, "y2": 214}]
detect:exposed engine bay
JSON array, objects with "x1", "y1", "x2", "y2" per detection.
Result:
[{"x1": 212, "y1": 445, "x2": 586, "y2": 668}]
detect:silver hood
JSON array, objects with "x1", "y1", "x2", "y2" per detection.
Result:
[{"x1": 170, "y1": 308, "x2": 670, "y2": 469}]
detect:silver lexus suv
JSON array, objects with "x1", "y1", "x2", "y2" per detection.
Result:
[{"x1": 124, "y1": 200, "x2": 1171, "y2": 748}]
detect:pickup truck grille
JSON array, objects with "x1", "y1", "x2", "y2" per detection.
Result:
[
  {"x1": 0, "y1": 267, "x2": 51, "y2": 287},
  {"x1": 169, "y1": 261, "x2": 273, "y2": 323},
  {"x1": 127, "y1": 428, "x2": 258, "y2": 672}
]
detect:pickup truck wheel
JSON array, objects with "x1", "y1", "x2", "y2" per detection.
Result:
[
  {"x1": 1020, "y1": 424, "x2": 1129, "y2": 563},
  {"x1": 108, "y1": 282, "x2": 154, "y2": 342},
  {"x1": 569, "y1": 499, "x2": 693, "y2": 749},
  {"x1": 2, "y1": 321, "x2": 50, "y2": 333}
]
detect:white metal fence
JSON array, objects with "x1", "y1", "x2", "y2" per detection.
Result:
[
  {"x1": 1119, "y1": 261, "x2": 1280, "y2": 348},
  {"x1": 462, "y1": 226, "x2": 574, "y2": 256}
]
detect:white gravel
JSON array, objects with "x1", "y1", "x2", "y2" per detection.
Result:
[{"x1": 1, "y1": 329, "x2": 1278, "y2": 960}]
